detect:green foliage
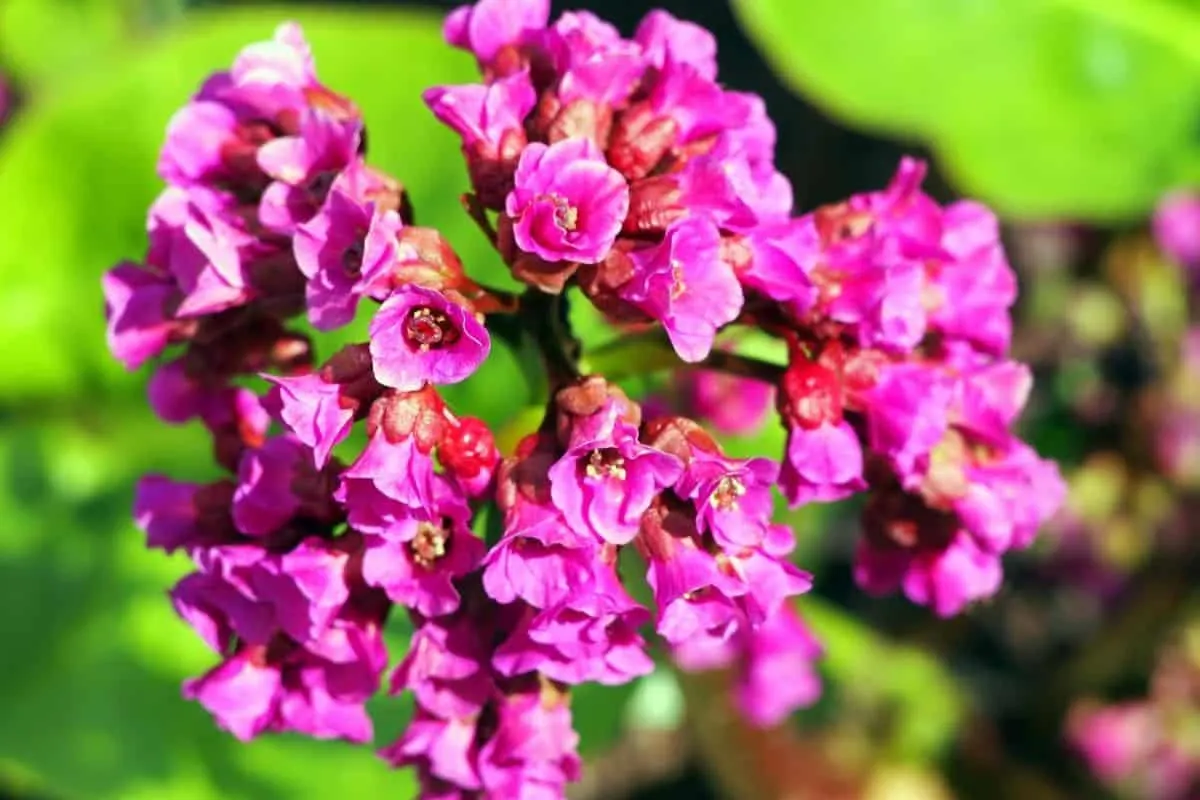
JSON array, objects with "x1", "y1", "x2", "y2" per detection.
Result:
[
  {"x1": 799, "y1": 597, "x2": 966, "y2": 762},
  {"x1": 732, "y1": 0, "x2": 1200, "y2": 220}
]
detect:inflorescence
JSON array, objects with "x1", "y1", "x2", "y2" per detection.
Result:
[{"x1": 102, "y1": 1, "x2": 1064, "y2": 796}]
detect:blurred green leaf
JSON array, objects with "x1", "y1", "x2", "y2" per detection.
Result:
[
  {"x1": 2, "y1": 0, "x2": 127, "y2": 87},
  {"x1": 572, "y1": 681, "x2": 641, "y2": 756},
  {"x1": 800, "y1": 597, "x2": 966, "y2": 762},
  {"x1": 623, "y1": 669, "x2": 685, "y2": 731},
  {"x1": 1, "y1": 0, "x2": 188, "y2": 87},
  {"x1": 0, "y1": 4, "x2": 492, "y2": 403},
  {"x1": 732, "y1": 0, "x2": 1200, "y2": 219}
]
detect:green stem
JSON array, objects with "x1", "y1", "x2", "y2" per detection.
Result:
[{"x1": 521, "y1": 289, "x2": 581, "y2": 387}]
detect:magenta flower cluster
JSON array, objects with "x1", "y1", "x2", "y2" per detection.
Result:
[{"x1": 101, "y1": 2, "x2": 1063, "y2": 796}]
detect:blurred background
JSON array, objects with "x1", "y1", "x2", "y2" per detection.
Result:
[{"x1": 1, "y1": 0, "x2": 1199, "y2": 798}]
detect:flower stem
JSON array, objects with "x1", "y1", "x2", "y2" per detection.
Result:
[
  {"x1": 521, "y1": 289, "x2": 581, "y2": 386},
  {"x1": 461, "y1": 192, "x2": 497, "y2": 247}
]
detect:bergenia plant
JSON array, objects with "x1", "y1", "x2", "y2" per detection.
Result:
[{"x1": 102, "y1": 1, "x2": 1065, "y2": 796}]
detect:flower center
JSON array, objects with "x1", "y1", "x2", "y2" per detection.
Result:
[
  {"x1": 710, "y1": 475, "x2": 746, "y2": 510},
  {"x1": 584, "y1": 448, "x2": 627, "y2": 481},
  {"x1": 403, "y1": 306, "x2": 458, "y2": 352},
  {"x1": 542, "y1": 193, "x2": 578, "y2": 232},
  {"x1": 410, "y1": 522, "x2": 447, "y2": 567}
]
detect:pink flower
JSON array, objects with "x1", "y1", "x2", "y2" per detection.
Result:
[
  {"x1": 928, "y1": 201, "x2": 1017, "y2": 355},
  {"x1": 176, "y1": 533, "x2": 386, "y2": 743},
  {"x1": 482, "y1": 498, "x2": 600, "y2": 609},
  {"x1": 147, "y1": 360, "x2": 208, "y2": 423},
  {"x1": 620, "y1": 217, "x2": 743, "y2": 363},
  {"x1": 954, "y1": 438, "x2": 1065, "y2": 552},
  {"x1": 184, "y1": 631, "x2": 384, "y2": 744},
  {"x1": 1072, "y1": 701, "x2": 1197, "y2": 799},
  {"x1": 444, "y1": 0, "x2": 550, "y2": 63},
  {"x1": 266, "y1": 373, "x2": 355, "y2": 468},
  {"x1": 635, "y1": 9, "x2": 717, "y2": 80},
  {"x1": 424, "y1": 70, "x2": 537, "y2": 150},
  {"x1": 182, "y1": 539, "x2": 352, "y2": 653},
  {"x1": 294, "y1": 166, "x2": 404, "y2": 330},
  {"x1": 335, "y1": 430, "x2": 439, "y2": 533},
  {"x1": 391, "y1": 616, "x2": 494, "y2": 719},
  {"x1": 646, "y1": 542, "x2": 745, "y2": 649},
  {"x1": 368, "y1": 286, "x2": 490, "y2": 392},
  {"x1": 676, "y1": 368, "x2": 775, "y2": 436},
  {"x1": 549, "y1": 12, "x2": 644, "y2": 106},
  {"x1": 677, "y1": 134, "x2": 792, "y2": 231},
  {"x1": 643, "y1": 56, "x2": 727, "y2": 146},
  {"x1": 183, "y1": 650, "x2": 281, "y2": 741},
  {"x1": 152, "y1": 191, "x2": 256, "y2": 317},
  {"x1": 231, "y1": 436, "x2": 309, "y2": 536},
  {"x1": 855, "y1": 529, "x2": 1003, "y2": 617},
  {"x1": 492, "y1": 564, "x2": 654, "y2": 685},
  {"x1": 157, "y1": 100, "x2": 243, "y2": 188},
  {"x1": 949, "y1": 353, "x2": 1031, "y2": 444},
  {"x1": 548, "y1": 400, "x2": 682, "y2": 545},
  {"x1": 778, "y1": 360, "x2": 866, "y2": 506},
  {"x1": 738, "y1": 219, "x2": 819, "y2": 317},
  {"x1": 227, "y1": 22, "x2": 320, "y2": 118},
  {"x1": 722, "y1": 546, "x2": 813, "y2": 625},
  {"x1": 257, "y1": 109, "x2": 362, "y2": 234},
  {"x1": 476, "y1": 687, "x2": 582, "y2": 798},
  {"x1": 780, "y1": 421, "x2": 865, "y2": 507},
  {"x1": 675, "y1": 451, "x2": 778, "y2": 551},
  {"x1": 101, "y1": 262, "x2": 180, "y2": 369},
  {"x1": 381, "y1": 712, "x2": 481, "y2": 789},
  {"x1": 1154, "y1": 190, "x2": 1200, "y2": 270},
  {"x1": 865, "y1": 363, "x2": 954, "y2": 489},
  {"x1": 772, "y1": 159, "x2": 944, "y2": 351},
  {"x1": 360, "y1": 493, "x2": 484, "y2": 616},
  {"x1": 134, "y1": 476, "x2": 234, "y2": 553},
  {"x1": 734, "y1": 606, "x2": 823, "y2": 727},
  {"x1": 505, "y1": 138, "x2": 629, "y2": 264}
]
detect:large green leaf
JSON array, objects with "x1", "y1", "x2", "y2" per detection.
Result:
[
  {"x1": 732, "y1": 0, "x2": 1200, "y2": 220},
  {"x1": 1, "y1": 0, "x2": 133, "y2": 88},
  {"x1": 0, "y1": 4, "x2": 503, "y2": 402}
]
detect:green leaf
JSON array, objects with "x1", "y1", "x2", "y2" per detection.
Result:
[
  {"x1": 798, "y1": 597, "x2": 966, "y2": 762},
  {"x1": 2, "y1": 0, "x2": 126, "y2": 87},
  {"x1": 732, "y1": 0, "x2": 1200, "y2": 220},
  {"x1": 0, "y1": 4, "x2": 491, "y2": 403}
]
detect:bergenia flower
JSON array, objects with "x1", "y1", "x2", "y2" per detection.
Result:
[
  {"x1": 368, "y1": 285, "x2": 490, "y2": 391},
  {"x1": 620, "y1": 216, "x2": 743, "y2": 363},
  {"x1": 505, "y1": 137, "x2": 630, "y2": 264}
]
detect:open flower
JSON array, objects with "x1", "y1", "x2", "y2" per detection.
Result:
[
  {"x1": 505, "y1": 137, "x2": 629, "y2": 264},
  {"x1": 368, "y1": 285, "x2": 490, "y2": 391}
]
